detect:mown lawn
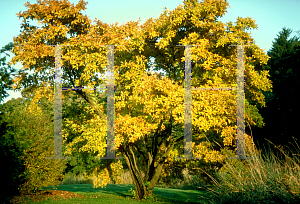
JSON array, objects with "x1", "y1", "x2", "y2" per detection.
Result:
[{"x1": 20, "y1": 183, "x2": 208, "y2": 203}]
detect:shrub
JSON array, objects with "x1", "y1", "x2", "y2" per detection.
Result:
[
  {"x1": 0, "y1": 113, "x2": 27, "y2": 203},
  {"x1": 0, "y1": 98, "x2": 68, "y2": 196}
]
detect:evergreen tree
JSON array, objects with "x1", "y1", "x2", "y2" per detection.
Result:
[{"x1": 252, "y1": 27, "x2": 300, "y2": 158}]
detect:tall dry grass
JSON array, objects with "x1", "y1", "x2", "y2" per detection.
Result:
[{"x1": 199, "y1": 137, "x2": 300, "y2": 203}]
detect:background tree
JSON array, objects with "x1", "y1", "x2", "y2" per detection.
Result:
[
  {"x1": 0, "y1": 42, "x2": 17, "y2": 104},
  {"x1": 252, "y1": 27, "x2": 300, "y2": 159},
  {"x1": 0, "y1": 42, "x2": 24, "y2": 203},
  {"x1": 9, "y1": 0, "x2": 272, "y2": 201}
]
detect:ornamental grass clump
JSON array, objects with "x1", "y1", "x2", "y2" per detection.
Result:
[{"x1": 200, "y1": 137, "x2": 300, "y2": 204}]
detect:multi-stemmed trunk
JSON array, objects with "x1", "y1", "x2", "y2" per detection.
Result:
[
  {"x1": 121, "y1": 144, "x2": 166, "y2": 200},
  {"x1": 118, "y1": 112, "x2": 183, "y2": 201}
]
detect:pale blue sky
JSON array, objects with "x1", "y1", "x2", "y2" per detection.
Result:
[{"x1": 0, "y1": 0, "x2": 299, "y2": 104}]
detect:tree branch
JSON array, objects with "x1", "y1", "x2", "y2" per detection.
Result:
[
  {"x1": 133, "y1": 142, "x2": 147, "y2": 162},
  {"x1": 74, "y1": 89, "x2": 106, "y2": 119},
  {"x1": 128, "y1": 144, "x2": 145, "y2": 184}
]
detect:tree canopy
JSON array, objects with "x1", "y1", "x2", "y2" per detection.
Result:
[
  {"x1": 9, "y1": 0, "x2": 273, "y2": 200},
  {"x1": 0, "y1": 42, "x2": 17, "y2": 104}
]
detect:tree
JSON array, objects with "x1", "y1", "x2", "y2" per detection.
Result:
[
  {"x1": 251, "y1": 27, "x2": 300, "y2": 158},
  {"x1": 0, "y1": 96, "x2": 68, "y2": 196},
  {"x1": 0, "y1": 42, "x2": 17, "y2": 104},
  {"x1": 9, "y1": 0, "x2": 272, "y2": 200}
]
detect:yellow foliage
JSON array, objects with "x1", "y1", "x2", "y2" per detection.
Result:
[
  {"x1": 9, "y1": 0, "x2": 272, "y2": 190},
  {"x1": 90, "y1": 167, "x2": 110, "y2": 188},
  {"x1": 221, "y1": 126, "x2": 236, "y2": 147},
  {"x1": 85, "y1": 160, "x2": 123, "y2": 188}
]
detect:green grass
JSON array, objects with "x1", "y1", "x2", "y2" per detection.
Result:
[{"x1": 36, "y1": 184, "x2": 207, "y2": 204}]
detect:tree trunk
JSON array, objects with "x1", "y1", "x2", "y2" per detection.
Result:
[
  {"x1": 121, "y1": 142, "x2": 170, "y2": 200},
  {"x1": 118, "y1": 114, "x2": 181, "y2": 201},
  {"x1": 122, "y1": 146, "x2": 148, "y2": 200}
]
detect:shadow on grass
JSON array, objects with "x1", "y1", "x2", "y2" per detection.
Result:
[{"x1": 42, "y1": 184, "x2": 209, "y2": 203}]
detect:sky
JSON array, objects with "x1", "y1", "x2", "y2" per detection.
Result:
[{"x1": 0, "y1": 0, "x2": 300, "y2": 105}]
